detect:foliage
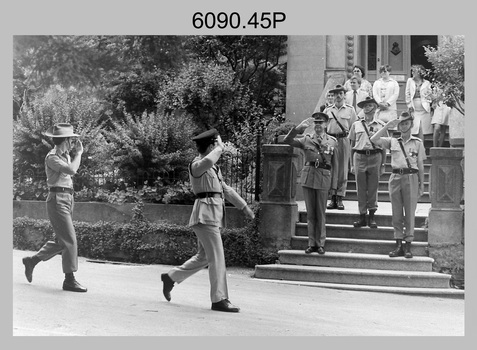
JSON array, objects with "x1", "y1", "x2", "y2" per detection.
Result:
[
  {"x1": 101, "y1": 110, "x2": 197, "y2": 184},
  {"x1": 13, "y1": 35, "x2": 189, "y2": 120},
  {"x1": 103, "y1": 68, "x2": 166, "y2": 122},
  {"x1": 13, "y1": 85, "x2": 108, "y2": 176},
  {"x1": 13, "y1": 204, "x2": 276, "y2": 267},
  {"x1": 425, "y1": 35, "x2": 465, "y2": 115},
  {"x1": 157, "y1": 61, "x2": 264, "y2": 148},
  {"x1": 186, "y1": 36, "x2": 287, "y2": 117}
]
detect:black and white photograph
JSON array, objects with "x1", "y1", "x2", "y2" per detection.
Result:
[{"x1": 5, "y1": 0, "x2": 474, "y2": 345}]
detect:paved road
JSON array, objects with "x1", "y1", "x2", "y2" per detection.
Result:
[{"x1": 13, "y1": 249, "x2": 464, "y2": 337}]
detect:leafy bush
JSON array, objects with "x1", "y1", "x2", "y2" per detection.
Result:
[
  {"x1": 13, "y1": 85, "x2": 109, "y2": 177},
  {"x1": 13, "y1": 205, "x2": 276, "y2": 267},
  {"x1": 425, "y1": 35, "x2": 465, "y2": 115},
  {"x1": 101, "y1": 110, "x2": 197, "y2": 185}
]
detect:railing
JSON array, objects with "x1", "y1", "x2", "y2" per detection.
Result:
[{"x1": 14, "y1": 149, "x2": 261, "y2": 204}]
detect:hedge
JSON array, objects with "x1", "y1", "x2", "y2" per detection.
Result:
[{"x1": 13, "y1": 210, "x2": 277, "y2": 268}]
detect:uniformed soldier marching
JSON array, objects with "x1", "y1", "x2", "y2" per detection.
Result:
[
  {"x1": 22, "y1": 123, "x2": 87, "y2": 292},
  {"x1": 283, "y1": 112, "x2": 338, "y2": 254},
  {"x1": 324, "y1": 84, "x2": 358, "y2": 210},
  {"x1": 160, "y1": 129, "x2": 254, "y2": 312},
  {"x1": 370, "y1": 111, "x2": 426, "y2": 258},
  {"x1": 348, "y1": 97, "x2": 388, "y2": 228}
]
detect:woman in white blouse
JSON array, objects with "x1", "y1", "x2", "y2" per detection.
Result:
[
  {"x1": 373, "y1": 65, "x2": 400, "y2": 128},
  {"x1": 405, "y1": 64, "x2": 433, "y2": 140}
]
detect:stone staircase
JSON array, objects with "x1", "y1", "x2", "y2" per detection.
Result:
[{"x1": 254, "y1": 134, "x2": 464, "y2": 298}]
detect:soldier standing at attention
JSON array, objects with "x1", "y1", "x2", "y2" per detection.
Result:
[
  {"x1": 324, "y1": 84, "x2": 357, "y2": 210},
  {"x1": 348, "y1": 97, "x2": 388, "y2": 229},
  {"x1": 283, "y1": 112, "x2": 338, "y2": 254},
  {"x1": 370, "y1": 112, "x2": 426, "y2": 258}
]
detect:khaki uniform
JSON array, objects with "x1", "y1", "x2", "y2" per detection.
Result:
[
  {"x1": 168, "y1": 150, "x2": 247, "y2": 303},
  {"x1": 379, "y1": 136, "x2": 426, "y2": 241},
  {"x1": 283, "y1": 128, "x2": 338, "y2": 248},
  {"x1": 348, "y1": 116, "x2": 387, "y2": 214},
  {"x1": 35, "y1": 149, "x2": 78, "y2": 274},
  {"x1": 324, "y1": 104, "x2": 357, "y2": 197}
]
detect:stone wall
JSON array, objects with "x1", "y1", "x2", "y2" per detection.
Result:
[{"x1": 13, "y1": 201, "x2": 248, "y2": 228}]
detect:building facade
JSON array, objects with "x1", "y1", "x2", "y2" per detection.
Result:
[{"x1": 285, "y1": 35, "x2": 440, "y2": 123}]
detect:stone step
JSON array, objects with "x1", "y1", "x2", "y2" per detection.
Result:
[
  {"x1": 295, "y1": 223, "x2": 429, "y2": 242},
  {"x1": 277, "y1": 250, "x2": 433, "y2": 272},
  {"x1": 346, "y1": 180, "x2": 430, "y2": 192},
  {"x1": 254, "y1": 264, "x2": 451, "y2": 289},
  {"x1": 290, "y1": 236, "x2": 428, "y2": 256},
  {"x1": 344, "y1": 190, "x2": 431, "y2": 203},
  {"x1": 299, "y1": 211, "x2": 428, "y2": 227},
  {"x1": 253, "y1": 279, "x2": 463, "y2": 299}
]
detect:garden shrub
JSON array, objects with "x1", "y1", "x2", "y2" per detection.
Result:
[{"x1": 13, "y1": 205, "x2": 276, "y2": 267}]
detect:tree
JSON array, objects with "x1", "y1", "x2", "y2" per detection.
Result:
[
  {"x1": 186, "y1": 36, "x2": 287, "y2": 117},
  {"x1": 157, "y1": 61, "x2": 263, "y2": 146},
  {"x1": 425, "y1": 35, "x2": 465, "y2": 115}
]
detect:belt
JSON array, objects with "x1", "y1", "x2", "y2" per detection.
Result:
[
  {"x1": 196, "y1": 192, "x2": 223, "y2": 199},
  {"x1": 355, "y1": 149, "x2": 382, "y2": 155},
  {"x1": 49, "y1": 186, "x2": 74, "y2": 194},
  {"x1": 392, "y1": 168, "x2": 419, "y2": 174},
  {"x1": 327, "y1": 132, "x2": 348, "y2": 138},
  {"x1": 305, "y1": 161, "x2": 332, "y2": 170}
]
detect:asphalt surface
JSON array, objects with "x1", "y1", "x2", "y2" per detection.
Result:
[{"x1": 12, "y1": 249, "x2": 464, "y2": 337}]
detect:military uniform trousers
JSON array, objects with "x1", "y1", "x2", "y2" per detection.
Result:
[
  {"x1": 302, "y1": 186, "x2": 328, "y2": 248},
  {"x1": 334, "y1": 136, "x2": 351, "y2": 197},
  {"x1": 354, "y1": 152, "x2": 382, "y2": 214},
  {"x1": 35, "y1": 192, "x2": 78, "y2": 273},
  {"x1": 388, "y1": 172, "x2": 419, "y2": 242},
  {"x1": 168, "y1": 223, "x2": 228, "y2": 303}
]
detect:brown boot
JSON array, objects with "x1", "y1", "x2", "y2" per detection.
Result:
[
  {"x1": 389, "y1": 239, "x2": 404, "y2": 257},
  {"x1": 353, "y1": 214, "x2": 367, "y2": 228},
  {"x1": 368, "y1": 209, "x2": 378, "y2": 228},
  {"x1": 404, "y1": 241, "x2": 413, "y2": 259}
]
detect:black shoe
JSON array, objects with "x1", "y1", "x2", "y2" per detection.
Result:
[
  {"x1": 211, "y1": 299, "x2": 240, "y2": 313},
  {"x1": 353, "y1": 214, "x2": 367, "y2": 228},
  {"x1": 305, "y1": 246, "x2": 318, "y2": 254},
  {"x1": 404, "y1": 241, "x2": 413, "y2": 259},
  {"x1": 389, "y1": 240, "x2": 405, "y2": 258},
  {"x1": 368, "y1": 210, "x2": 378, "y2": 228},
  {"x1": 161, "y1": 273, "x2": 174, "y2": 301},
  {"x1": 317, "y1": 247, "x2": 325, "y2": 255},
  {"x1": 336, "y1": 196, "x2": 345, "y2": 210},
  {"x1": 63, "y1": 278, "x2": 87, "y2": 292},
  {"x1": 22, "y1": 256, "x2": 38, "y2": 283},
  {"x1": 327, "y1": 195, "x2": 338, "y2": 210}
]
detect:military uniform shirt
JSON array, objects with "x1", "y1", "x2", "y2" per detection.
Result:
[
  {"x1": 324, "y1": 104, "x2": 357, "y2": 134},
  {"x1": 283, "y1": 129, "x2": 339, "y2": 190},
  {"x1": 45, "y1": 148, "x2": 74, "y2": 188},
  {"x1": 349, "y1": 117, "x2": 387, "y2": 151},
  {"x1": 379, "y1": 136, "x2": 426, "y2": 169}
]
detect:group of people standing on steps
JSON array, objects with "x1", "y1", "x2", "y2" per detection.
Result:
[{"x1": 283, "y1": 64, "x2": 434, "y2": 260}]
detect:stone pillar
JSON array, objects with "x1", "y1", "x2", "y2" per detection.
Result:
[
  {"x1": 428, "y1": 147, "x2": 464, "y2": 245},
  {"x1": 259, "y1": 144, "x2": 299, "y2": 250}
]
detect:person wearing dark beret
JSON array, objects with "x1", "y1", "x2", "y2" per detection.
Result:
[
  {"x1": 160, "y1": 128, "x2": 254, "y2": 312},
  {"x1": 370, "y1": 112, "x2": 426, "y2": 259},
  {"x1": 22, "y1": 123, "x2": 87, "y2": 292},
  {"x1": 283, "y1": 112, "x2": 339, "y2": 255}
]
